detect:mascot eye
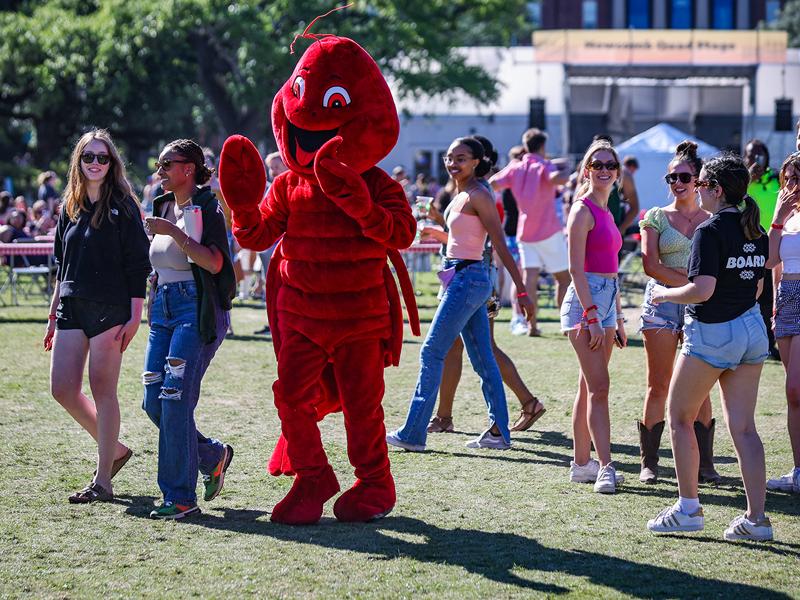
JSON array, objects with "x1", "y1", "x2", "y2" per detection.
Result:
[
  {"x1": 322, "y1": 86, "x2": 351, "y2": 109},
  {"x1": 292, "y1": 76, "x2": 305, "y2": 99}
]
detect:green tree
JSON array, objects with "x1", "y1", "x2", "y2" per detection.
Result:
[
  {"x1": 776, "y1": 0, "x2": 800, "y2": 47},
  {"x1": 1, "y1": 0, "x2": 526, "y2": 174}
]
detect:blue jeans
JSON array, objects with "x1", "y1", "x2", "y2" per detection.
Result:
[
  {"x1": 396, "y1": 260, "x2": 510, "y2": 447},
  {"x1": 142, "y1": 280, "x2": 230, "y2": 504},
  {"x1": 640, "y1": 278, "x2": 686, "y2": 334}
]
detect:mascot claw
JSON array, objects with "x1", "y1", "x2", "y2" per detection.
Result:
[{"x1": 219, "y1": 135, "x2": 267, "y2": 211}]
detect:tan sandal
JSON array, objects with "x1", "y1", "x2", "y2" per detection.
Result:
[
  {"x1": 427, "y1": 416, "x2": 454, "y2": 433},
  {"x1": 510, "y1": 398, "x2": 546, "y2": 432}
]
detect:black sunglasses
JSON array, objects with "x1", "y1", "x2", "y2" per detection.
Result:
[
  {"x1": 81, "y1": 152, "x2": 110, "y2": 165},
  {"x1": 695, "y1": 178, "x2": 719, "y2": 189},
  {"x1": 587, "y1": 160, "x2": 619, "y2": 171},
  {"x1": 664, "y1": 172, "x2": 694, "y2": 185},
  {"x1": 155, "y1": 158, "x2": 191, "y2": 170}
]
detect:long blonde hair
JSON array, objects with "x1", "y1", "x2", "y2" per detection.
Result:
[
  {"x1": 575, "y1": 140, "x2": 621, "y2": 200},
  {"x1": 63, "y1": 129, "x2": 138, "y2": 229}
]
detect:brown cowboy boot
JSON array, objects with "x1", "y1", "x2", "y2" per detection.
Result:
[
  {"x1": 638, "y1": 420, "x2": 665, "y2": 484},
  {"x1": 695, "y1": 419, "x2": 722, "y2": 484}
]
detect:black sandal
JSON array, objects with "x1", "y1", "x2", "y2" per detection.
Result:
[
  {"x1": 93, "y1": 448, "x2": 133, "y2": 480},
  {"x1": 68, "y1": 482, "x2": 113, "y2": 504}
]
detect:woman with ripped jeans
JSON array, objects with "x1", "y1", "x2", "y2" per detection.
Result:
[{"x1": 142, "y1": 139, "x2": 237, "y2": 520}]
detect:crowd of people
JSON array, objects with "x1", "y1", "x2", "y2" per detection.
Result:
[
  {"x1": 4, "y1": 116, "x2": 798, "y2": 541},
  {"x1": 386, "y1": 120, "x2": 800, "y2": 542}
]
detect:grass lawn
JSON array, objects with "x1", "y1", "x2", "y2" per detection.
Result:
[{"x1": 1, "y1": 272, "x2": 799, "y2": 599}]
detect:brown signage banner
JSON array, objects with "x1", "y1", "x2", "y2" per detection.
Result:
[{"x1": 533, "y1": 30, "x2": 787, "y2": 65}]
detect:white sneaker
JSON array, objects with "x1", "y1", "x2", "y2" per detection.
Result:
[
  {"x1": 647, "y1": 504, "x2": 705, "y2": 533},
  {"x1": 569, "y1": 459, "x2": 625, "y2": 485},
  {"x1": 465, "y1": 429, "x2": 511, "y2": 450},
  {"x1": 385, "y1": 430, "x2": 425, "y2": 452},
  {"x1": 766, "y1": 469, "x2": 800, "y2": 492},
  {"x1": 723, "y1": 514, "x2": 773, "y2": 541},
  {"x1": 593, "y1": 462, "x2": 619, "y2": 494},
  {"x1": 511, "y1": 320, "x2": 529, "y2": 336},
  {"x1": 569, "y1": 459, "x2": 600, "y2": 483}
]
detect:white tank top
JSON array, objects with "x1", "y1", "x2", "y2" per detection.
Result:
[{"x1": 780, "y1": 229, "x2": 800, "y2": 274}]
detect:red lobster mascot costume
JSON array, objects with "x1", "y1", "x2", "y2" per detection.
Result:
[{"x1": 219, "y1": 29, "x2": 419, "y2": 525}]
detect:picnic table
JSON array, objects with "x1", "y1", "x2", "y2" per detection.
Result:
[
  {"x1": 400, "y1": 242, "x2": 441, "y2": 292},
  {"x1": 0, "y1": 242, "x2": 56, "y2": 305}
]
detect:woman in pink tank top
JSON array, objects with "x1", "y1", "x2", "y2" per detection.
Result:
[
  {"x1": 387, "y1": 137, "x2": 534, "y2": 451},
  {"x1": 560, "y1": 140, "x2": 626, "y2": 494}
]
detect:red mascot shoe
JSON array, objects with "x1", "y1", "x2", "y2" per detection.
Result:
[
  {"x1": 333, "y1": 472, "x2": 396, "y2": 522},
  {"x1": 270, "y1": 465, "x2": 340, "y2": 525}
]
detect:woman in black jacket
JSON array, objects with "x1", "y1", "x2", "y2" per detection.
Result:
[
  {"x1": 44, "y1": 129, "x2": 151, "y2": 503},
  {"x1": 142, "y1": 139, "x2": 236, "y2": 520}
]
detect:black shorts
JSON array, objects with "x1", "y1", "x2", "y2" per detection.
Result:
[{"x1": 56, "y1": 296, "x2": 130, "y2": 339}]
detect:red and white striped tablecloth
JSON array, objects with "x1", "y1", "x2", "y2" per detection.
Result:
[
  {"x1": 402, "y1": 243, "x2": 441, "y2": 254},
  {"x1": 0, "y1": 243, "x2": 54, "y2": 256}
]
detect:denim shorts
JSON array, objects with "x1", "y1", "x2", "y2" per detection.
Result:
[
  {"x1": 560, "y1": 273, "x2": 618, "y2": 332},
  {"x1": 56, "y1": 296, "x2": 130, "y2": 339},
  {"x1": 774, "y1": 279, "x2": 800, "y2": 339},
  {"x1": 640, "y1": 279, "x2": 685, "y2": 334},
  {"x1": 682, "y1": 303, "x2": 769, "y2": 370}
]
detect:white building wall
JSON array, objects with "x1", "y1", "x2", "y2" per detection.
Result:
[{"x1": 381, "y1": 45, "x2": 799, "y2": 175}]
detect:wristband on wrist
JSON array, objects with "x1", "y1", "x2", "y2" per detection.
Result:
[
  {"x1": 586, "y1": 317, "x2": 599, "y2": 325},
  {"x1": 617, "y1": 315, "x2": 627, "y2": 323},
  {"x1": 582, "y1": 304, "x2": 598, "y2": 318},
  {"x1": 771, "y1": 222, "x2": 784, "y2": 230},
  {"x1": 516, "y1": 291, "x2": 529, "y2": 299},
  {"x1": 48, "y1": 314, "x2": 57, "y2": 321}
]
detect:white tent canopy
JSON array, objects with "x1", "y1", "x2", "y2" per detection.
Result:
[{"x1": 616, "y1": 123, "x2": 720, "y2": 212}]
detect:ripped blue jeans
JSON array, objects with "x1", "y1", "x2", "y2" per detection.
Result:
[{"x1": 142, "y1": 280, "x2": 229, "y2": 504}]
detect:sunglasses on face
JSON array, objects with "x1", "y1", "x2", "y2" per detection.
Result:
[
  {"x1": 664, "y1": 172, "x2": 694, "y2": 185},
  {"x1": 695, "y1": 178, "x2": 719, "y2": 189},
  {"x1": 155, "y1": 158, "x2": 191, "y2": 170},
  {"x1": 81, "y1": 152, "x2": 110, "y2": 165},
  {"x1": 587, "y1": 160, "x2": 619, "y2": 171}
]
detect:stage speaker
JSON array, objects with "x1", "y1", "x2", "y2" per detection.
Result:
[
  {"x1": 775, "y1": 98, "x2": 793, "y2": 132},
  {"x1": 529, "y1": 98, "x2": 546, "y2": 130}
]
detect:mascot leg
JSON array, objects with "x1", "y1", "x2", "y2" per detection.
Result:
[
  {"x1": 331, "y1": 338, "x2": 396, "y2": 522},
  {"x1": 267, "y1": 364, "x2": 341, "y2": 477},
  {"x1": 271, "y1": 329, "x2": 340, "y2": 525}
]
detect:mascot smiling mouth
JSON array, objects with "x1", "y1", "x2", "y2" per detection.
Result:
[{"x1": 288, "y1": 121, "x2": 339, "y2": 167}]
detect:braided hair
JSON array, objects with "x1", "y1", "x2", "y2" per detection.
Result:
[{"x1": 163, "y1": 139, "x2": 214, "y2": 185}]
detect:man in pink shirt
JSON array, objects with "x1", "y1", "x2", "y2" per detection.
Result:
[{"x1": 490, "y1": 129, "x2": 570, "y2": 336}]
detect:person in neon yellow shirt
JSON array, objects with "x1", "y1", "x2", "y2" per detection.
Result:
[{"x1": 745, "y1": 139, "x2": 781, "y2": 360}]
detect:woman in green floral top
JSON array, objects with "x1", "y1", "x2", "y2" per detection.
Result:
[{"x1": 638, "y1": 141, "x2": 719, "y2": 485}]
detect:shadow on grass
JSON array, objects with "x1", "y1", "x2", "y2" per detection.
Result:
[
  {"x1": 224, "y1": 334, "x2": 272, "y2": 343},
  {"x1": 155, "y1": 510, "x2": 791, "y2": 598},
  {"x1": 659, "y1": 533, "x2": 800, "y2": 559},
  {"x1": 622, "y1": 484, "x2": 800, "y2": 517},
  {"x1": 531, "y1": 430, "x2": 737, "y2": 464}
]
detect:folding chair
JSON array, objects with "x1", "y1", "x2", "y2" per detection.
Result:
[{"x1": 10, "y1": 239, "x2": 55, "y2": 304}]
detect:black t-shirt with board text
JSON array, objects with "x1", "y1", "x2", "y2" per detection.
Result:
[{"x1": 686, "y1": 211, "x2": 768, "y2": 323}]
